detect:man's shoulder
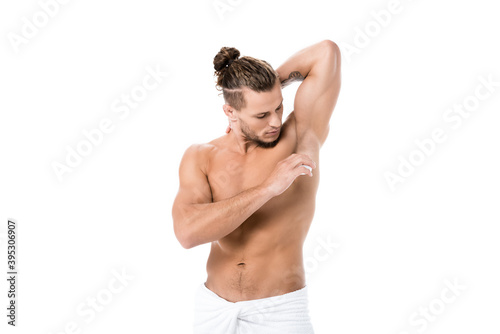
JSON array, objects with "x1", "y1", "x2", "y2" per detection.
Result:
[
  {"x1": 185, "y1": 134, "x2": 224, "y2": 153},
  {"x1": 181, "y1": 140, "x2": 219, "y2": 174},
  {"x1": 185, "y1": 142, "x2": 216, "y2": 153}
]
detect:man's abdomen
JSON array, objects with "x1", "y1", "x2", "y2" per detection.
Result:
[
  {"x1": 204, "y1": 208, "x2": 312, "y2": 302},
  {"x1": 205, "y1": 242, "x2": 306, "y2": 302}
]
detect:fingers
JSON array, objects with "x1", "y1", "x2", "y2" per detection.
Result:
[
  {"x1": 287, "y1": 153, "x2": 317, "y2": 170},
  {"x1": 225, "y1": 125, "x2": 231, "y2": 134},
  {"x1": 299, "y1": 164, "x2": 313, "y2": 177},
  {"x1": 283, "y1": 153, "x2": 316, "y2": 177},
  {"x1": 300, "y1": 164, "x2": 313, "y2": 176},
  {"x1": 302, "y1": 165, "x2": 313, "y2": 173},
  {"x1": 264, "y1": 153, "x2": 317, "y2": 196}
]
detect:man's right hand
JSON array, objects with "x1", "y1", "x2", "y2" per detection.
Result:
[{"x1": 262, "y1": 153, "x2": 316, "y2": 197}]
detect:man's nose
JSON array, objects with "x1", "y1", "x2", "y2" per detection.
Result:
[{"x1": 269, "y1": 112, "x2": 281, "y2": 128}]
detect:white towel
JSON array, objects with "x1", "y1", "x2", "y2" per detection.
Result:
[{"x1": 193, "y1": 282, "x2": 315, "y2": 334}]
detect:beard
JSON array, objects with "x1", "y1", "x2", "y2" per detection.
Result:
[{"x1": 239, "y1": 117, "x2": 281, "y2": 148}]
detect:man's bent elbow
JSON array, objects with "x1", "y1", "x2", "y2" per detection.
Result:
[
  {"x1": 320, "y1": 40, "x2": 341, "y2": 78},
  {"x1": 176, "y1": 229, "x2": 196, "y2": 249},
  {"x1": 180, "y1": 239, "x2": 195, "y2": 250},
  {"x1": 321, "y1": 39, "x2": 340, "y2": 56},
  {"x1": 173, "y1": 218, "x2": 195, "y2": 249}
]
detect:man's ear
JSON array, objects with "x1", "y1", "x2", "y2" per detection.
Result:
[{"x1": 223, "y1": 104, "x2": 237, "y2": 121}]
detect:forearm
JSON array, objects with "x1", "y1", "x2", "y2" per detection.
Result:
[
  {"x1": 275, "y1": 40, "x2": 331, "y2": 88},
  {"x1": 183, "y1": 184, "x2": 275, "y2": 248}
]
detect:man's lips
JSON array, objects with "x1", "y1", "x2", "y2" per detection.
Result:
[{"x1": 266, "y1": 129, "x2": 279, "y2": 135}]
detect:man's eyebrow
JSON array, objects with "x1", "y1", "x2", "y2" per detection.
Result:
[{"x1": 256, "y1": 99, "x2": 284, "y2": 115}]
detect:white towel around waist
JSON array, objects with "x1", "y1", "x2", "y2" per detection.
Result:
[{"x1": 193, "y1": 283, "x2": 315, "y2": 334}]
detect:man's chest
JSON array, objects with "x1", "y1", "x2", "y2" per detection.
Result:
[{"x1": 206, "y1": 145, "x2": 294, "y2": 202}]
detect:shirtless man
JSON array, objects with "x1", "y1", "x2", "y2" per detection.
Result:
[{"x1": 172, "y1": 40, "x2": 341, "y2": 333}]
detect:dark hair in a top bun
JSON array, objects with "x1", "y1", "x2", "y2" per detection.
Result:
[
  {"x1": 213, "y1": 46, "x2": 240, "y2": 73},
  {"x1": 213, "y1": 46, "x2": 278, "y2": 111}
]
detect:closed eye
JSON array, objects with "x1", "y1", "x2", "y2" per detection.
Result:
[{"x1": 256, "y1": 103, "x2": 283, "y2": 119}]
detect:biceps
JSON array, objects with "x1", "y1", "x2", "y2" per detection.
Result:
[
  {"x1": 294, "y1": 46, "x2": 341, "y2": 144},
  {"x1": 172, "y1": 186, "x2": 210, "y2": 225},
  {"x1": 172, "y1": 146, "x2": 213, "y2": 224}
]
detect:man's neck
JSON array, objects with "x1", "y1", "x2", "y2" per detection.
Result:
[{"x1": 226, "y1": 130, "x2": 260, "y2": 155}]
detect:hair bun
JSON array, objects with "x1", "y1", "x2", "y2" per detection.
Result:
[{"x1": 213, "y1": 47, "x2": 240, "y2": 72}]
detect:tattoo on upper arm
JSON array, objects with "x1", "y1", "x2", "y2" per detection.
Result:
[{"x1": 280, "y1": 71, "x2": 306, "y2": 88}]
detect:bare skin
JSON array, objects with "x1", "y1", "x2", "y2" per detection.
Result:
[{"x1": 172, "y1": 40, "x2": 341, "y2": 302}]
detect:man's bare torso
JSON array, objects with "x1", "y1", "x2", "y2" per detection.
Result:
[{"x1": 200, "y1": 112, "x2": 320, "y2": 302}]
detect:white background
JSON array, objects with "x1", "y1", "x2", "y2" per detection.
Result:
[{"x1": 1, "y1": 0, "x2": 499, "y2": 333}]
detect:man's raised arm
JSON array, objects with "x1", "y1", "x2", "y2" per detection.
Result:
[{"x1": 276, "y1": 40, "x2": 341, "y2": 148}]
